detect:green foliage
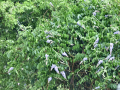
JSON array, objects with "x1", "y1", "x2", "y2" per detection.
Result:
[{"x1": 0, "y1": 0, "x2": 120, "y2": 90}]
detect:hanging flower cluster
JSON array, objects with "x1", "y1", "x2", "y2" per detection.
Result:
[
  {"x1": 48, "y1": 77, "x2": 52, "y2": 83},
  {"x1": 114, "y1": 31, "x2": 120, "y2": 34},
  {"x1": 79, "y1": 57, "x2": 87, "y2": 64},
  {"x1": 62, "y1": 52, "x2": 68, "y2": 57},
  {"x1": 94, "y1": 37, "x2": 99, "y2": 48},
  {"x1": 46, "y1": 39, "x2": 53, "y2": 44},
  {"x1": 105, "y1": 54, "x2": 111, "y2": 60},
  {"x1": 110, "y1": 43, "x2": 114, "y2": 55},
  {"x1": 47, "y1": 52, "x2": 68, "y2": 83},
  {"x1": 108, "y1": 57, "x2": 115, "y2": 62},
  {"x1": 51, "y1": 64, "x2": 59, "y2": 74},
  {"x1": 8, "y1": 67, "x2": 14, "y2": 73},
  {"x1": 96, "y1": 60, "x2": 103, "y2": 67}
]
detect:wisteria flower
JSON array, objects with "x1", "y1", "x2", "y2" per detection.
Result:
[
  {"x1": 50, "y1": 2, "x2": 54, "y2": 7},
  {"x1": 105, "y1": 15, "x2": 109, "y2": 17},
  {"x1": 83, "y1": 57, "x2": 87, "y2": 61},
  {"x1": 115, "y1": 65, "x2": 119, "y2": 70},
  {"x1": 54, "y1": 66, "x2": 59, "y2": 74},
  {"x1": 96, "y1": 60, "x2": 103, "y2": 67},
  {"x1": 105, "y1": 54, "x2": 111, "y2": 60},
  {"x1": 93, "y1": 12, "x2": 96, "y2": 16},
  {"x1": 46, "y1": 39, "x2": 53, "y2": 43},
  {"x1": 51, "y1": 64, "x2": 56, "y2": 71},
  {"x1": 110, "y1": 43, "x2": 113, "y2": 55},
  {"x1": 18, "y1": 83, "x2": 20, "y2": 85},
  {"x1": 94, "y1": 37, "x2": 99, "y2": 45},
  {"x1": 46, "y1": 35, "x2": 53, "y2": 38},
  {"x1": 45, "y1": 54, "x2": 49, "y2": 60},
  {"x1": 62, "y1": 52, "x2": 68, "y2": 57},
  {"x1": 8, "y1": 67, "x2": 14, "y2": 73},
  {"x1": 60, "y1": 71, "x2": 66, "y2": 79},
  {"x1": 77, "y1": 21, "x2": 85, "y2": 29},
  {"x1": 94, "y1": 44, "x2": 98, "y2": 48},
  {"x1": 48, "y1": 77, "x2": 52, "y2": 83},
  {"x1": 114, "y1": 31, "x2": 120, "y2": 34},
  {"x1": 79, "y1": 57, "x2": 87, "y2": 64},
  {"x1": 51, "y1": 64, "x2": 59, "y2": 74},
  {"x1": 77, "y1": 21, "x2": 81, "y2": 26},
  {"x1": 108, "y1": 57, "x2": 115, "y2": 62},
  {"x1": 95, "y1": 86, "x2": 100, "y2": 89}
]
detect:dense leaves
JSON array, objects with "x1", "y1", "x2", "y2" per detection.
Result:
[{"x1": 0, "y1": 0, "x2": 120, "y2": 90}]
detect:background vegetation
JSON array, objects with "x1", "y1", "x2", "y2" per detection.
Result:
[{"x1": 0, "y1": 0, "x2": 120, "y2": 90}]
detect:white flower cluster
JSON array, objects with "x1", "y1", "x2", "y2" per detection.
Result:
[
  {"x1": 51, "y1": 64, "x2": 59, "y2": 74},
  {"x1": 48, "y1": 77, "x2": 52, "y2": 83},
  {"x1": 93, "y1": 12, "x2": 96, "y2": 16},
  {"x1": 94, "y1": 37, "x2": 99, "y2": 48},
  {"x1": 110, "y1": 43, "x2": 113, "y2": 55},
  {"x1": 105, "y1": 54, "x2": 115, "y2": 62},
  {"x1": 48, "y1": 64, "x2": 67, "y2": 83},
  {"x1": 45, "y1": 54, "x2": 49, "y2": 65},
  {"x1": 47, "y1": 52, "x2": 68, "y2": 83},
  {"x1": 96, "y1": 60, "x2": 103, "y2": 67},
  {"x1": 62, "y1": 52, "x2": 68, "y2": 57},
  {"x1": 105, "y1": 54, "x2": 111, "y2": 60},
  {"x1": 50, "y1": 2, "x2": 54, "y2": 7},
  {"x1": 46, "y1": 39, "x2": 53, "y2": 44},
  {"x1": 114, "y1": 31, "x2": 120, "y2": 34},
  {"x1": 95, "y1": 86, "x2": 100, "y2": 89},
  {"x1": 77, "y1": 21, "x2": 85, "y2": 29},
  {"x1": 8, "y1": 67, "x2": 14, "y2": 74},
  {"x1": 79, "y1": 57, "x2": 87, "y2": 64},
  {"x1": 115, "y1": 65, "x2": 119, "y2": 70},
  {"x1": 92, "y1": 10, "x2": 99, "y2": 16},
  {"x1": 45, "y1": 54, "x2": 49, "y2": 60},
  {"x1": 44, "y1": 30, "x2": 53, "y2": 44}
]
